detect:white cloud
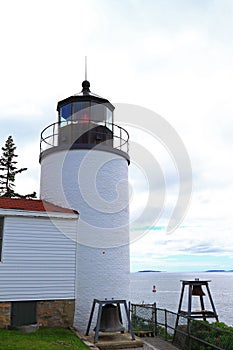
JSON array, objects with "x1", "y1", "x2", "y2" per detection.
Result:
[{"x1": 0, "y1": 0, "x2": 233, "y2": 270}]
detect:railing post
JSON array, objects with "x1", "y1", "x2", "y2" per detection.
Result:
[
  {"x1": 120, "y1": 127, "x2": 122, "y2": 150},
  {"x1": 52, "y1": 123, "x2": 55, "y2": 146},
  {"x1": 187, "y1": 317, "x2": 191, "y2": 350},
  {"x1": 165, "y1": 309, "x2": 168, "y2": 340},
  {"x1": 128, "y1": 301, "x2": 131, "y2": 333},
  {"x1": 153, "y1": 302, "x2": 157, "y2": 336},
  {"x1": 112, "y1": 122, "x2": 114, "y2": 148}
]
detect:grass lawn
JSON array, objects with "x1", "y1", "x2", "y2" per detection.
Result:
[{"x1": 0, "y1": 327, "x2": 89, "y2": 350}]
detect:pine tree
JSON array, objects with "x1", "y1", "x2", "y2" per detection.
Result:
[{"x1": 0, "y1": 136, "x2": 36, "y2": 198}]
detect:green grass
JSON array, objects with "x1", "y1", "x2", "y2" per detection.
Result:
[{"x1": 0, "y1": 328, "x2": 89, "y2": 350}]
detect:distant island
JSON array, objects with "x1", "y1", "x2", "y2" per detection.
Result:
[
  {"x1": 205, "y1": 270, "x2": 233, "y2": 272},
  {"x1": 134, "y1": 269, "x2": 233, "y2": 273},
  {"x1": 137, "y1": 270, "x2": 162, "y2": 273},
  {"x1": 135, "y1": 270, "x2": 233, "y2": 273}
]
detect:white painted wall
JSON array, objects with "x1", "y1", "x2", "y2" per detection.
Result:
[
  {"x1": 0, "y1": 213, "x2": 77, "y2": 301},
  {"x1": 40, "y1": 148, "x2": 130, "y2": 332},
  {"x1": 74, "y1": 244, "x2": 130, "y2": 332}
]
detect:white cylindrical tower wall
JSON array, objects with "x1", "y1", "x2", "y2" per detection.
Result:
[{"x1": 40, "y1": 148, "x2": 130, "y2": 332}]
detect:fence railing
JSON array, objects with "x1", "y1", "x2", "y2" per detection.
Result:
[{"x1": 130, "y1": 303, "x2": 233, "y2": 350}]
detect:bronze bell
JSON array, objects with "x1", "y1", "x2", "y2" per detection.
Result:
[
  {"x1": 192, "y1": 285, "x2": 205, "y2": 296},
  {"x1": 98, "y1": 303, "x2": 125, "y2": 332}
]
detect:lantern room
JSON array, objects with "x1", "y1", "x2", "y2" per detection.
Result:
[
  {"x1": 58, "y1": 80, "x2": 114, "y2": 125},
  {"x1": 40, "y1": 80, "x2": 129, "y2": 163},
  {"x1": 57, "y1": 80, "x2": 114, "y2": 147}
]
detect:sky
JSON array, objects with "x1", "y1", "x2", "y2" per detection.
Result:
[{"x1": 0, "y1": 0, "x2": 233, "y2": 272}]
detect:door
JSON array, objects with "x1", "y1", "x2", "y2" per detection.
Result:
[{"x1": 11, "y1": 301, "x2": 37, "y2": 327}]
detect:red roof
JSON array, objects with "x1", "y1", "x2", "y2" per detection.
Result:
[{"x1": 0, "y1": 197, "x2": 78, "y2": 215}]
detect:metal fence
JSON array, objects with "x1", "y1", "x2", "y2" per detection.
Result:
[
  {"x1": 130, "y1": 303, "x2": 157, "y2": 337},
  {"x1": 130, "y1": 303, "x2": 233, "y2": 350}
]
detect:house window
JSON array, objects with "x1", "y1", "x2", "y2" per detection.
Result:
[{"x1": 0, "y1": 217, "x2": 4, "y2": 261}]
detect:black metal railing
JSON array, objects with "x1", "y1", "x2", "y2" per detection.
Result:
[
  {"x1": 130, "y1": 303, "x2": 233, "y2": 350},
  {"x1": 130, "y1": 303, "x2": 157, "y2": 337},
  {"x1": 40, "y1": 120, "x2": 129, "y2": 155}
]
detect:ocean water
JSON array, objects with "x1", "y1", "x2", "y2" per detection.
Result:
[{"x1": 130, "y1": 271, "x2": 233, "y2": 326}]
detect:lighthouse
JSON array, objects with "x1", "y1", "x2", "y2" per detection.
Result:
[{"x1": 39, "y1": 80, "x2": 130, "y2": 332}]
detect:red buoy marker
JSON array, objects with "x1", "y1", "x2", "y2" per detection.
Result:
[{"x1": 152, "y1": 285, "x2": 156, "y2": 293}]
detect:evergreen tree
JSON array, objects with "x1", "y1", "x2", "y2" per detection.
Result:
[{"x1": 0, "y1": 136, "x2": 36, "y2": 198}]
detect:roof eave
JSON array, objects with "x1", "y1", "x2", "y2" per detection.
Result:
[{"x1": 0, "y1": 208, "x2": 79, "y2": 219}]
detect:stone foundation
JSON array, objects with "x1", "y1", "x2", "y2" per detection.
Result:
[
  {"x1": 37, "y1": 299, "x2": 75, "y2": 327},
  {"x1": 0, "y1": 302, "x2": 11, "y2": 328},
  {"x1": 0, "y1": 300, "x2": 75, "y2": 328}
]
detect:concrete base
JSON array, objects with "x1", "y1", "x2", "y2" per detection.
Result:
[
  {"x1": 71, "y1": 328, "x2": 179, "y2": 350},
  {"x1": 17, "y1": 323, "x2": 39, "y2": 333},
  {"x1": 86, "y1": 332, "x2": 143, "y2": 350}
]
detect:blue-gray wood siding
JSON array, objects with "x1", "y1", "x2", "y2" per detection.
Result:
[{"x1": 0, "y1": 215, "x2": 77, "y2": 301}]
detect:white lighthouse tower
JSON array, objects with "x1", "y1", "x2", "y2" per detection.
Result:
[{"x1": 39, "y1": 80, "x2": 130, "y2": 332}]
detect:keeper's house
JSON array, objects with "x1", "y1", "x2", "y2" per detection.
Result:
[{"x1": 0, "y1": 197, "x2": 78, "y2": 329}]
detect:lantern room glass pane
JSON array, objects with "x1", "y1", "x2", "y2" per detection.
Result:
[
  {"x1": 106, "y1": 107, "x2": 113, "y2": 124},
  {"x1": 73, "y1": 101, "x2": 91, "y2": 114},
  {"x1": 73, "y1": 101, "x2": 91, "y2": 122},
  {"x1": 60, "y1": 104, "x2": 72, "y2": 120},
  {"x1": 91, "y1": 103, "x2": 106, "y2": 122}
]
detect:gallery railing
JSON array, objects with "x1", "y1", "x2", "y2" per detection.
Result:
[{"x1": 40, "y1": 120, "x2": 129, "y2": 155}]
